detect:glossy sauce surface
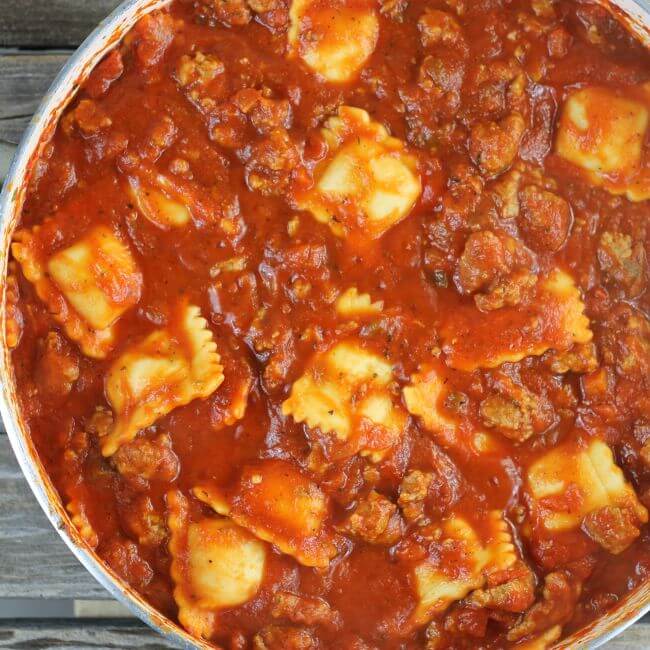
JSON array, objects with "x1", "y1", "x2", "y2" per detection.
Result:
[{"x1": 6, "y1": 0, "x2": 650, "y2": 647}]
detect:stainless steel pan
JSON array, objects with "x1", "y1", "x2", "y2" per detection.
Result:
[{"x1": 0, "y1": 0, "x2": 649, "y2": 647}]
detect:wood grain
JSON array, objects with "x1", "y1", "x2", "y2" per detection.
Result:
[
  {"x1": 0, "y1": 142, "x2": 16, "y2": 180},
  {"x1": 0, "y1": 52, "x2": 69, "y2": 145},
  {"x1": 0, "y1": 435, "x2": 108, "y2": 599},
  {"x1": 607, "y1": 622, "x2": 650, "y2": 648},
  {"x1": 0, "y1": 1, "x2": 122, "y2": 49},
  {"x1": 0, "y1": 620, "x2": 178, "y2": 649}
]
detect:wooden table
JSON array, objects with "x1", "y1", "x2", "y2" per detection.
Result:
[{"x1": 0, "y1": 2, "x2": 649, "y2": 648}]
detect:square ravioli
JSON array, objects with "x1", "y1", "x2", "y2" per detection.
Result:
[
  {"x1": 47, "y1": 226, "x2": 142, "y2": 331},
  {"x1": 282, "y1": 340, "x2": 408, "y2": 461},
  {"x1": 402, "y1": 360, "x2": 502, "y2": 455},
  {"x1": 12, "y1": 223, "x2": 142, "y2": 358},
  {"x1": 126, "y1": 174, "x2": 191, "y2": 229},
  {"x1": 442, "y1": 268, "x2": 593, "y2": 371},
  {"x1": 102, "y1": 303, "x2": 224, "y2": 456},
  {"x1": 412, "y1": 511, "x2": 517, "y2": 625},
  {"x1": 556, "y1": 86, "x2": 649, "y2": 201},
  {"x1": 193, "y1": 459, "x2": 338, "y2": 568},
  {"x1": 296, "y1": 106, "x2": 421, "y2": 241},
  {"x1": 527, "y1": 438, "x2": 648, "y2": 542},
  {"x1": 403, "y1": 362, "x2": 458, "y2": 439},
  {"x1": 288, "y1": 0, "x2": 379, "y2": 83},
  {"x1": 167, "y1": 490, "x2": 266, "y2": 640}
]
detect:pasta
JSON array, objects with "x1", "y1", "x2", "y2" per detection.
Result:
[
  {"x1": 443, "y1": 269, "x2": 593, "y2": 371},
  {"x1": 556, "y1": 86, "x2": 650, "y2": 201},
  {"x1": 295, "y1": 106, "x2": 421, "y2": 241},
  {"x1": 12, "y1": 223, "x2": 142, "y2": 358},
  {"x1": 527, "y1": 437, "x2": 648, "y2": 543},
  {"x1": 102, "y1": 303, "x2": 224, "y2": 456},
  {"x1": 193, "y1": 459, "x2": 338, "y2": 568},
  {"x1": 167, "y1": 490, "x2": 266, "y2": 639},
  {"x1": 282, "y1": 340, "x2": 407, "y2": 461},
  {"x1": 412, "y1": 511, "x2": 518, "y2": 624},
  {"x1": 288, "y1": 0, "x2": 379, "y2": 83},
  {"x1": 8, "y1": 0, "x2": 650, "y2": 646}
]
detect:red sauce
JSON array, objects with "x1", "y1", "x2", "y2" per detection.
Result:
[{"x1": 6, "y1": 0, "x2": 650, "y2": 647}]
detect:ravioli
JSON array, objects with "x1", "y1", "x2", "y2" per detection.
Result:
[
  {"x1": 5, "y1": 262, "x2": 22, "y2": 349},
  {"x1": 556, "y1": 86, "x2": 649, "y2": 201},
  {"x1": 12, "y1": 223, "x2": 142, "y2": 358},
  {"x1": 296, "y1": 106, "x2": 421, "y2": 240},
  {"x1": 542, "y1": 269, "x2": 593, "y2": 343},
  {"x1": 403, "y1": 362, "x2": 458, "y2": 440},
  {"x1": 282, "y1": 340, "x2": 407, "y2": 461},
  {"x1": 412, "y1": 511, "x2": 517, "y2": 625},
  {"x1": 102, "y1": 303, "x2": 224, "y2": 456},
  {"x1": 167, "y1": 490, "x2": 266, "y2": 640},
  {"x1": 288, "y1": 0, "x2": 379, "y2": 83},
  {"x1": 127, "y1": 174, "x2": 191, "y2": 229},
  {"x1": 47, "y1": 227, "x2": 141, "y2": 331},
  {"x1": 335, "y1": 287, "x2": 383, "y2": 318},
  {"x1": 443, "y1": 269, "x2": 592, "y2": 371},
  {"x1": 527, "y1": 438, "x2": 648, "y2": 535},
  {"x1": 403, "y1": 361, "x2": 503, "y2": 454},
  {"x1": 66, "y1": 498, "x2": 99, "y2": 549},
  {"x1": 193, "y1": 459, "x2": 338, "y2": 568}
]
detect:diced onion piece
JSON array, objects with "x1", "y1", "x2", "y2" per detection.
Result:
[
  {"x1": 127, "y1": 175, "x2": 191, "y2": 228},
  {"x1": 335, "y1": 287, "x2": 383, "y2": 318}
]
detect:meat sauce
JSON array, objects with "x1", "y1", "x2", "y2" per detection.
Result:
[{"x1": 5, "y1": 0, "x2": 650, "y2": 647}]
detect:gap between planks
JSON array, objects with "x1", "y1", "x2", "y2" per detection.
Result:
[
  {"x1": 0, "y1": 598, "x2": 132, "y2": 619},
  {"x1": 0, "y1": 50, "x2": 71, "y2": 146},
  {"x1": 0, "y1": 619, "x2": 178, "y2": 649},
  {"x1": 0, "y1": 435, "x2": 108, "y2": 600}
]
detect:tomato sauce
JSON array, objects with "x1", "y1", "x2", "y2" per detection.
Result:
[{"x1": 5, "y1": 0, "x2": 650, "y2": 647}]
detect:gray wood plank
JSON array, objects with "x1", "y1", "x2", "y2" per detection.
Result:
[
  {"x1": 0, "y1": 1, "x2": 122, "y2": 49},
  {"x1": 0, "y1": 620, "x2": 178, "y2": 649},
  {"x1": 0, "y1": 142, "x2": 16, "y2": 181},
  {"x1": 0, "y1": 435, "x2": 108, "y2": 599},
  {"x1": 606, "y1": 622, "x2": 650, "y2": 648},
  {"x1": 0, "y1": 52, "x2": 69, "y2": 145}
]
